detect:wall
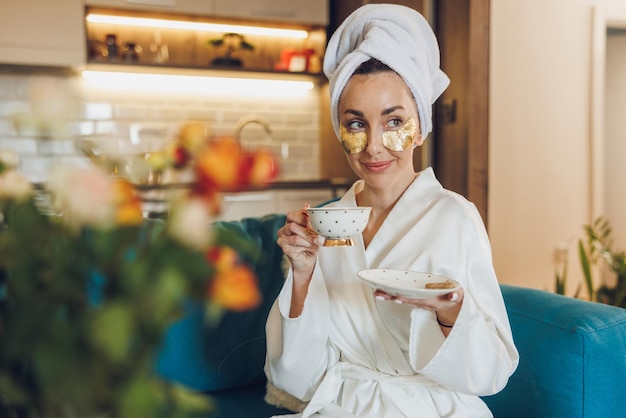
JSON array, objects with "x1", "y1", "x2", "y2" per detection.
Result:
[
  {"x1": 489, "y1": 0, "x2": 623, "y2": 294},
  {"x1": 0, "y1": 71, "x2": 322, "y2": 183}
]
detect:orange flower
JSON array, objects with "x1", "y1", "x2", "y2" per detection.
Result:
[
  {"x1": 207, "y1": 246, "x2": 239, "y2": 272},
  {"x1": 113, "y1": 179, "x2": 143, "y2": 226},
  {"x1": 177, "y1": 121, "x2": 209, "y2": 153},
  {"x1": 208, "y1": 265, "x2": 262, "y2": 311},
  {"x1": 245, "y1": 149, "x2": 279, "y2": 186},
  {"x1": 194, "y1": 136, "x2": 244, "y2": 190}
]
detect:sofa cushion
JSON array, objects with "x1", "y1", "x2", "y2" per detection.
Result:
[
  {"x1": 482, "y1": 285, "x2": 626, "y2": 418},
  {"x1": 155, "y1": 213, "x2": 287, "y2": 392}
]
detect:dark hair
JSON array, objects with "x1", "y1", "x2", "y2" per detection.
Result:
[{"x1": 352, "y1": 58, "x2": 395, "y2": 76}]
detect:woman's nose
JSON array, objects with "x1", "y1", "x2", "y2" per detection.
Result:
[{"x1": 364, "y1": 128, "x2": 383, "y2": 154}]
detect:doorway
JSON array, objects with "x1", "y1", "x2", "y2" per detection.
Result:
[
  {"x1": 604, "y1": 28, "x2": 626, "y2": 250},
  {"x1": 591, "y1": 6, "x2": 626, "y2": 251}
]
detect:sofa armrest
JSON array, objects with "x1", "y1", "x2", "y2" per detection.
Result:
[{"x1": 482, "y1": 285, "x2": 626, "y2": 418}]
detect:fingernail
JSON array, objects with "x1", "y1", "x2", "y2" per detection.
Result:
[{"x1": 450, "y1": 292, "x2": 459, "y2": 302}]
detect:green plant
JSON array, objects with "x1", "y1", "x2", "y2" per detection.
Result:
[
  {"x1": 578, "y1": 216, "x2": 626, "y2": 308},
  {"x1": 554, "y1": 255, "x2": 567, "y2": 296},
  {"x1": 0, "y1": 123, "x2": 278, "y2": 416},
  {"x1": 0, "y1": 166, "x2": 267, "y2": 417},
  {"x1": 208, "y1": 33, "x2": 254, "y2": 60},
  {"x1": 0, "y1": 197, "x2": 214, "y2": 417},
  {"x1": 578, "y1": 239, "x2": 595, "y2": 301},
  {"x1": 553, "y1": 246, "x2": 580, "y2": 298}
]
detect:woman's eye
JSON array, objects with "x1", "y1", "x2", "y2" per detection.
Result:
[
  {"x1": 346, "y1": 120, "x2": 364, "y2": 130},
  {"x1": 386, "y1": 118, "x2": 404, "y2": 129}
]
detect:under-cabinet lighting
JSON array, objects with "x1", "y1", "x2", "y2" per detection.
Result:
[
  {"x1": 80, "y1": 70, "x2": 315, "y2": 97},
  {"x1": 86, "y1": 14, "x2": 309, "y2": 39}
]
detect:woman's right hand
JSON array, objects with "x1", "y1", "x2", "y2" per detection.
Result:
[
  {"x1": 278, "y1": 204, "x2": 323, "y2": 317},
  {"x1": 277, "y1": 204, "x2": 323, "y2": 279}
]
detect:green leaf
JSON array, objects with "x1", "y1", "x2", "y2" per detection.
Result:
[
  {"x1": 89, "y1": 302, "x2": 135, "y2": 364},
  {"x1": 205, "y1": 301, "x2": 225, "y2": 327},
  {"x1": 118, "y1": 376, "x2": 166, "y2": 418},
  {"x1": 578, "y1": 239, "x2": 594, "y2": 301},
  {"x1": 0, "y1": 374, "x2": 29, "y2": 404},
  {"x1": 148, "y1": 268, "x2": 188, "y2": 323},
  {"x1": 169, "y1": 383, "x2": 214, "y2": 413},
  {"x1": 554, "y1": 269, "x2": 565, "y2": 295}
]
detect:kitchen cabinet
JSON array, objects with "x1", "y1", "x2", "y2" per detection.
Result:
[
  {"x1": 214, "y1": 0, "x2": 328, "y2": 26},
  {"x1": 0, "y1": 0, "x2": 85, "y2": 67},
  {"x1": 84, "y1": 6, "x2": 327, "y2": 75},
  {"x1": 85, "y1": 0, "x2": 328, "y2": 25},
  {"x1": 84, "y1": 0, "x2": 215, "y2": 16}
]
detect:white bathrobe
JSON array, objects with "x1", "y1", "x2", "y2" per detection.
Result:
[{"x1": 265, "y1": 168, "x2": 519, "y2": 418}]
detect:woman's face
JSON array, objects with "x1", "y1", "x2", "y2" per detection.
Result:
[{"x1": 338, "y1": 71, "x2": 423, "y2": 189}]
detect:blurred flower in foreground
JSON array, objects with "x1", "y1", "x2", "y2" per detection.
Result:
[
  {"x1": 48, "y1": 166, "x2": 115, "y2": 228},
  {"x1": 0, "y1": 119, "x2": 276, "y2": 417},
  {"x1": 0, "y1": 150, "x2": 20, "y2": 170},
  {"x1": 194, "y1": 136, "x2": 279, "y2": 193},
  {"x1": 168, "y1": 196, "x2": 214, "y2": 251},
  {"x1": 47, "y1": 166, "x2": 142, "y2": 231},
  {"x1": 0, "y1": 168, "x2": 32, "y2": 201},
  {"x1": 113, "y1": 178, "x2": 144, "y2": 226},
  {"x1": 206, "y1": 246, "x2": 262, "y2": 311},
  {"x1": 47, "y1": 167, "x2": 143, "y2": 230},
  {"x1": 12, "y1": 77, "x2": 75, "y2": 139}
]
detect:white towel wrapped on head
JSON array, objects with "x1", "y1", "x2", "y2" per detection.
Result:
[{"x1": 323, "y1": 3, "x2": 449, "y2": 140}]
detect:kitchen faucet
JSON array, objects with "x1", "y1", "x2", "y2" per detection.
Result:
[{"x1": 234, "y1": 116, "x2": 272, "y2": 142}]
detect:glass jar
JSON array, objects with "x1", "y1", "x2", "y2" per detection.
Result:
[{"x1": 122, "y1": 43, "x2": 141, "y2": 63}]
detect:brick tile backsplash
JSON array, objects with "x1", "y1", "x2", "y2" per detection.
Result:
[{"x1": 0, "y1": 72, "x2": 322, "y2": 182}]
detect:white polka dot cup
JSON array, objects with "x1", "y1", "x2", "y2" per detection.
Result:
[{"x1": 306, "y1": 207, "x2": 372, "y2": 247}]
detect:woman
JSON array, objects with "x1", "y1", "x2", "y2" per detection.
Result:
[{"x1": 264, "y1": 4, "x2": 518, "y2": 417}]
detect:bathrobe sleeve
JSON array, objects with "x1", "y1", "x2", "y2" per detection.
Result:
[
  {"x1": 264, "y1": 263, "x2": 337, "y2": 401},
  {"x1": 409, "y1": 209, "x2": 519, "y2": 396}
]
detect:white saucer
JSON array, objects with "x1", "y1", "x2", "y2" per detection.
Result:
[{"x1": 357, "y1": 269, "x2": 460, "y2": 299}]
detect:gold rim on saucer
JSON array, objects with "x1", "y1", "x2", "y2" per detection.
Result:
[{"x1": 323, "y1": 238, "x2": 355, "y2": 247}]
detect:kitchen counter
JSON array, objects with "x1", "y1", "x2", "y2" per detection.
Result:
[
  {"x1": 132, "y1": 178, "x2": 353, "y2": 196},
  {"x1": 133, "y1": 178, "x2": 353, "y2": 219},
  {"x1": 32, "y1": 178, "x2": 354, "y2": 219}
]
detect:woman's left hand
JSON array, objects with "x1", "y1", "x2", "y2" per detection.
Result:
[{"x1": 373, "y1": 288, "x2": 464, "y2": 332}]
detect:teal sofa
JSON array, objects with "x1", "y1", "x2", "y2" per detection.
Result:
[{"x1": 156, "y1": 214, "x2": 626, "y2": 418}]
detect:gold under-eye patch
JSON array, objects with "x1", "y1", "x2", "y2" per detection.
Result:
[
  {"x1": 381, "y1": 117, "x2": 418, "y2": 152},
  {"x1": 340, "y1": 125, "x2": 368, "y2": 154},
  {"x1": 339, "y1": 118, "x2": 418, "y2": 154}
]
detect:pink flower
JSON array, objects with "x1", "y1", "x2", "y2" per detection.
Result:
[
  {"x1": 0, "y1": 170, "x2": 32, "y2": 201},
  {"x1": 0, "y1": 150, "x2": 20, "y2": 170},
  {"x1": 168, "y1": 197, "x2": 214, "y2": 251},
  {"x1": 47, "y1": 166, "x2": 116, "y2": 230}
]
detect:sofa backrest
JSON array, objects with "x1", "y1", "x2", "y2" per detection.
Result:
[
  {"x1": 155, "y1": 213, "x2": 287, "y2": 391},
  {"x1": 482, "y1": 284, "x2": 626, "y2": 418}
]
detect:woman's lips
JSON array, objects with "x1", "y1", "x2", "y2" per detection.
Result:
[{"x1": 362, "y1": 160, "x2": 392, "y2": 172}]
